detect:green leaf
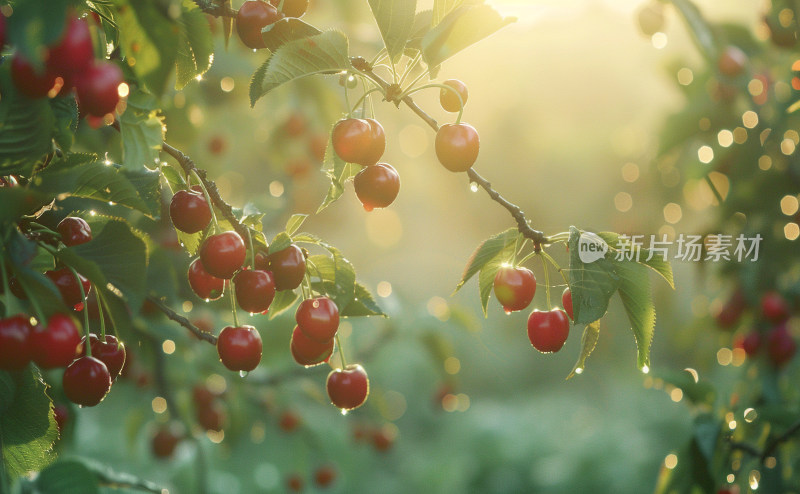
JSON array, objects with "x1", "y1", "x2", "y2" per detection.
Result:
[
  {"x1": 654, "y1": 415, "x2": 718, "y2": 494},
  {"x1": 175, "y1": 1, "x2": 215, "y2": 90},
  {"x1": 285, "y1": 214, "x2": 309, "y2": 236},
  {"x1": 477, "y1": 240, "x2": 515, "y2": 317},
  {"x1": 269, "y1": 232, "x2": 294, "y2": 254},
  {"x1": 35, "y1": 459, "x2": 100, "y2": 494},
  {"x1": 306, "y1": 252, "x2": 356, "y2": 310},
  {"x1": 407, "y1": 10, "x2": 433, "y2": 52},
  {"x1": 422, "y1": 4, "x2": 515, "y2": 73},
  {"x1": 454, "y1": 228, "x2": 517, "y2": 293},
  {"x1": 614, "y1": 259, "x2": 655, "y2": 370},
  {"x1": 118, "y1": 90, "x2": 165, "y2": 171},
  {"x1": 597, "y1": 232, "x2": 675, "y2": 289},
  {"x1": 268, "y1": 290, "x2": 300, "y2": 320},
  {"x1": 29, "y1": 247, "x2": 55, "y2": 273},
  {"x1": 249, "y1": 30, "x2": 350, "y2": 106},
  {"x1": 368, "y1": 0, "x2": 417, "y2": 62},
  {"x1": 341, "y1": 282, "x2": 387, "y2": 317},
  {"x1": 261, "y1": 17, "x2": 322, "y2": 52},
  {"x1": 431, "y1": 0, "x2": 478, "y2": 27},
  {"x1": 3, "y1": 0, "x2": 69, "y2": 61},
  {"x1": 567, "y1": 227, "x2": 620, "y2": 324},
  {"x1": 49, "y1": 95, "x2": 79, "y2": 152},
  {"x1": 566, "y1": 320, "x2": 601, "y2": 380},
  {"x1": 5, "y1": 230, "x2": 68, "y2": 317},
  {"x1": 669, "y1": 0, "x2": 719, "y2": 61},
  {"x1": 76, "y1": 457, "x2": 164, "y2": 493},
  {"x1": 0, "y1": 367, "x2": 58, "y2": 479},
  {"x1": 0, "y1": 188, "x2": 51, "y2": 225}
]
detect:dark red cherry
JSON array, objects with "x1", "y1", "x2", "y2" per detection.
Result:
[
  {"x1": 233, "y1": 269, "x2": 276, "y2": 313},
  {"x1": 57, "y1": 217, "x2": 92, "y2": 246},
  {"x1": 527, "y1": 309, "x2": 570, "y2": 353},
  {"x1": 767, "y1": 326, "x2": 796, "y2": 368},
  {"x1": 326, "y1": 364, "x2": 369, "y2": 410},
  {"x1": 735, "y1": 331, "x2": 761, "y2": 357},
  {"x1": 30, "y1": 313, "x2": 82, "y2": 369},
  {"x1": 0, "y1": 315, "x2": 33, "y2": 370},
  {"x1": 152, "y1": 423, "x2": 182, "y2": 459},
  {"x1": 435, "y1": 123, "x2": 479, "y2": 172},
  {"x1": 493, "y1": 266, "x2": 536, "y2": 313},
  {"x1": 715, "y1": 289, "x2": 746, "y2": 329},
  {"x1": 289, "y1": 326, "x2": 333, "y2": 367},
  {"x1": 90, "y1": 334, "x2": 126, "y2": 379},
  {"x1": 187, "y1": 258, "x2": 225, "y2": 301},
  {"x1": 761, "y1": 291, "x2": 789, "y2": 324},
  {"x1": 217, "y1": 325, "x2": 262, "y2": 372},
  {"x1": 75, "y1": 61, "x2": 123, "y2": 117},
  {"x1": 63, "y1": 356, "x2": 112, "y2": 406},
  {"x1": 47, "y1": 16, "x2": 94, "y2": 78},
  {"x1": 278, "y1": 410, "x2": 301, "y2": 432},
  {"x1": 314, "y1": 465, "x2": 337, "y2": 488},
  {"x1": 267, "y1": 244, "x2": 305, "y2": 290},
  {"x1": 236, "y1": 0, "x2": 281, "y2": 49},
  {"x1": 200, "y1": 231, "x2": 246, "y2": 279},
  {"x1": 170, "y1": 189, "x2": 212, "y2": 233},
  {"x1": 46, "y1": 268, "x2": 91, "y2": 308},
  {"x1": 562, "y1": 288, "x2": 574, "y2": 320},
  {"x1": 197, "y1": 401, "x2": 227, "y2": 431},
  {"x1": 295, "y1": 297, "x2": 339, "y2": 343},
  {"x1": 353, "y1": 163, "x2": 400, "y2": 211},
  {"x1": 11, "y1": 55, "x2": 57, "y2": 98}
]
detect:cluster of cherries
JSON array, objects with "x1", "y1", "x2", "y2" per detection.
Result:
[
  {"x1": 492, "y1": 265, "x2": 574, "y2": 353},
  {"x1": 4, "y1": 13, "x2": 123, "y2": 118},
  {"x1": 285, "y1": 464, "x2": 337, "y2": 492},
  {"x1": 0, "y1": 217, "x2": 127, "y2": 407},
  {"x1": 236, "y1": 0, "x2": 309, "y2": 50},
  {"x1": 435, "y1": 79, "x2": 481, "y2": 174}
]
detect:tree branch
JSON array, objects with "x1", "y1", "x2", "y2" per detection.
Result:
[
  {"x1": 727, "y1": 416, "x2": 800, "y2": 463},
  {"x1": 193, "y1": 0, "x2": 237, "y2": 18},
  {"x1": 146, "y1": 295, "x2": 218, "y2": 345}
]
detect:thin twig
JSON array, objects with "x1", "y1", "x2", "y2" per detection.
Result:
[
  {"x1": 193, "y1": 0, "x2": 237, "y2": 18},
  {"x1": 727, "y1": 417, "x2": 800, "y2": 463},
  {"x1": 146, "y1": 295, "x2": 218, "y2": 345}
]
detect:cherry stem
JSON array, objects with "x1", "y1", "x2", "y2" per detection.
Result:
[
  {"x1": 95, "y1": 289, "x2": 107, "y2": 339},
  {"x1": 397, "y1": 52, "x2": 422, "y2": 88},
  {"x1": 539, "y1": 253, "x2": 551, "y2": 310},
  {"x1": 65, "y1": 264, "x2": 91, "y2": 356},
  {"x1": 277, "y1": 0, "x2": 285, "y2": 11},
  {"x1": 349, "y1": 87, "x2": 383, "y2": 117},
  {"x1": 399, "y1": 68, "x2": 429, "y2": 97},
  {"x1": 511, "y1": 235, "x2": 524, "y2": 266},
  {"x1": 191, "y1": 169, "x2": 220, "y2": 234},
  {"x1": 540, "y1": 249, "x2": 569, "y2": 285},
  {"x1": 227, "y1": 280, "x2": 240, "y2": 327},
  {"x1": 343, "y1": 78, "x2": 353, "y2": 118},
  {"x1": 335, "y1": 333, "x2": 347, "y2": 368},
  {"x1": 245, "y1": 229, "x2": 255, "y2": 270},
  {"x1": 304, "y1": 258, "x2": 324, "y2": 298},
  {"x1": 401, "y1": 83, "x2": 466, "y2": 124}
]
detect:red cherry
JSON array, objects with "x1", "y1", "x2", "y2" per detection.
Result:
[
  {"x1": 30, "y1": 313, "x2": 82, "y2": 369},
  {"x1": 326, "y1": 364, "x2": 369, "y2": 410},
  {"x1": 734, "y1": 331, "x2": 761, "y2": 357},
  {"x1": 0, "y1": 315, "x2": 33, "y2": 370},
  {"x1": 63, "y1": 356, "x2": 112, "y2": 407},
  {"x1": 314, "y1": 465, "x2": 337, "y2": 488},
  {"x1": 200, "y1": 231, "x2": 246, "y2": 279},
  {"x1": 152, "y1": 424, "x2": 182, "y2": 459},
  {"x1": 170, "y1": 189, "x2": 211, "y2": 233},
  {"x1": 270, "y1": 0, "x2": 308, "y2": 17},
  {"x1": 761, "y1": 291, "x2": 789, "y2": 324},
  {"x1": 11, "y1": 55, "x2": 57, "y2": 98},
  {"x1": 192, "y1": 385, "x2": 217, "y2": 406},
  {"x1": 47, "y1": 16, "x2": 94, "y2": 78},
  {"x1": 372, "y1": 426, "x2": 395, "y2": 452},
  {"x1": 188, "y1": 258, "x2": 225, "y2": 301},
  {"x1": 283, "y1": 113, "x2": 306, "y2": 136},
  {"x1": 0, "y1": 13, "x2": 5, "y2": 49},
  {"x1": 236, "y1": 0, "x2": 281, "y2": 49},
  {"x1": 493, "y1": 266, "x2": 536, "y2": 313},
  {"x1": 562, "y1": 288, "x2": 574, "y2": 320},
  {"x1": 290, "y1": 326, "x2": 334, "y2": 366},
  {"x1": 440, "y1": 79, "x2": 469, "y2": 112},
  {"x1": 267, "y1": 244, "x2": 305, "y2": 290},
  {"x1": 332, "y1": 118, "x2": 385, "y2": 166},
  {"x1": 354, "y1": 163, "x2": 400, "y2": 211},
  {"x1": 435, "y1": 123, "x2": 479, "y2": 172},
  {"x1": 90, "y1": 334, "x2": 126, "y2": 380},
  {"x1": 716, "y1": 290, "x2": 746, "y2": 329},
  {"x1": 253, "y1": 251, "x2": 270, "y2": 271},
  {"x1": 527, "y1": 309, "x2": 570, "y2": 353},
  {"x1": 233, "y1": 269, "x2": 276, "y2": 313},
  {"x1": 767, "y1": 326, "x2": 796, "y2": 368},
  {"x1": 75, "y1": 61, "x2": 123, "y2": 117},
  {"x1": 286, "y1": 473, "x2": 304, "y2": 492},
  {"x1": 57, "y1": 217, "x2": 92, "y2": 246},
  {"x1": 197, "y1": 401, "x2": 227, "y2": 431},
  {"x1": 217, "y1": 325, "x2": 262, "y2": 372},
  {"x1": 208, "y1": 135, "x2": 227, "y2": 155},
  {"x1": 296, "y1": 297, "x2": 339, "y2": 342},
  {"x1": 718, "y1": 46, "x2": 747, "y2": 77},
  {"x1": 361, "y1": 118, "x2": 386, "y2": 166},
  {"x1": 46, "y1": 267, "x2": 91, "y2": 308},
  {"x1": 278, "y1": 410, "x2": 301, "y2": 432}
]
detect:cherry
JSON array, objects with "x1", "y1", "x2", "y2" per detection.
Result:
[
  {"x1": 435, "y1": 123, "x2": 479, "y2": 172},
  {"x1": 63, "y1": 356, "x2": 112, "y2": 407},
  {"x1": 527, "y1": 309, "x2": 570, "y2": 353},
  {"x1": 372, "y1": 426, "x2": 395, "y2": 452},
  {"x1": 332, "y1": 118, "x2": 385, "y2": 166},
  {"x1": 283, "y1": 113, "x2": 306, "y2": 136},
  {"x1": 761, "y1": 291, "x2": 789, "y2": 324},
  {"x1": 90, "y1": 334, "x2": 126, "y2": 379},
  {"x1": 562, "y1": 288, "x2": 574, "y2": 320},
  {"x1": 734, "y1": 331, "x2": 761, "y2": 357},
  {"x1": 353, "y1": 163, "x2": 400, "y2": 211},
  {"x1": 440, "y1": 79, "x2": 468, "y2": 112},
  {"x1": 270, "y1": 0, "x2": 308, "y2": 17},
  {"x1": 0, "y1": 13, "x2": 5, "y2": 48},
  {"x1": 46, "y1": 268, "x2": 91, "y2": 308},
  {"x1": 493, "y1": 266, "x2": 536, "y2": 313},
  {"x1": 217, "y1": 325, "x2": 262, "y2": 372},
  {"x1": 296, "y1": 297, "x2": 339, "y2": 342},
  {"x1": 278, "y1": 410, "x2": 301, "y2": 432},
  {"x1": 30, "y1": 313, "x2": 82, "y2": 369},
  {"x1": 233, "y1": 269, "x2": 276, "y2": 313},
  {"x1": 286, "y1": 474, "x2": 304, "y2": 492},
  {"x1": 152, "y1": 424, "x2": 182, "y2": 459},
  {"x1": 188, "y1": 258, "x2": 225, "y2": 301},
  {"x1": 0, "y1": 315, "x2": 33, "y2": 370},
  {"x1": 718, "y1": 46, "x2": 747, "y2": 77},
  {"x1": 314, "y1": 465, "x2": 337, "y2": 488},
  {"x1": 326, "y1": 364, "x2": 369, "y2": 410},
  {"x1": 716, "y1": 289, "x2": 746, "y2": 329},
  {"x1": 170, "y1": 189, "x2": 212, "y2": 233},
  {"x1": 75, "y1": 61, "x2": 123, "y2": 117},
  {"x1": 11, "y1": 55, "x2": 57, "y2": 98},
  {"x1": 767, "y1": 326, "x2": 796, "y2": 368},
  {"x1": 236, "y1": 0, "x2": 281, "y2": 49},
  {"x1": 309, "y1": 133, "x2": 327, "y2": 162},
  {"x1": 208, "y1": 135, "x2": 227, "y2": 155},
  {"x1": 199, "y1": 231, "x2": 246, "y2": 279},
  {"x1": 290, "y1": 326, "x2": 334, "y2": 366},
  {"x1": 192, "y1": 385, "x2": 218, "y2": 407},
  {"x1": 197, "y1": 401, "x2": 227, "y2": 431},
  {"x1": 47, "y1": 16, "x2": 93, "y2": 78},
  {"x1": 57, "y1": 217, "x2": 92, "y2": 246},
  {"x1": 267, "y1": 244, "x2": 306, "y2": 290}
]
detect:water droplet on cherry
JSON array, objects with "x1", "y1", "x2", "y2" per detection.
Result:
[
  {"x1": 363, "y1": 204, "x2": 373, "y2": 212},
  {"x1": 239, "y1": 370, "x2": 248, "y2": 378},
  {"x1": 504, "y1": 308, "x2": 512, "y2": 315}
]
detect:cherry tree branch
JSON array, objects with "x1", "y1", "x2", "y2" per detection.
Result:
[
  {"x1": 727, "y1": 417, "x2": 800, "y2": 463},
  {"x1": 146, "y1": 295, "x2": 218, "y2": 345},
  {"x1": 193, "y1": 0, "x2": 237, "y2": 18}
]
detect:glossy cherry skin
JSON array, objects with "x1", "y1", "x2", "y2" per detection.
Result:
[
  {"x1": 200, "y1": 231, "x2": 246, "y2": 279},
  {"x1": 233, "y1": 269, "x2": 276, "y2": 313},
  {"x1": 91, "y1": 334, "x2": 126, "y2": 379},
  {"x1": 761, "y1": 291, "x2": 789, "y2": 324},
  {"x1": 75, "y1": 61, "x2": 123, "y2": 117},
  {"x1": 314, "y1": 465, "x2": 337, "y2": 488},
  {"x1": 493, "y1": 266, "x2": 536, "y2": 312},
  {"x1": 290, "y1": 326, "x2": 334, "y2": 366},
  {"x1": 354, "y1": 163, "x2": 400, "y2": 211},
  {"x1": 47, "y1": 16, "x2": 94, "y2": 78},
  {"x1": 767, "y1": 326, "x2": 796, "y2": 368},
  {"x1": 332, "y1": 118, "x2": 385, "y2": 166},
  {"x1": 57, "y1": 217, "x2": 92, "y2": 246},
  {"x1": 30, "y1": 314, "x2": 82, "y2": 369},
  {"x1": 0, "y1": 315, "x2": 33, "y2": 370},
  {"x1": 296, "y1": 297, "x2": 339, "y2": 342},
  {"x1": 11, "y1": 55, "x2": 57, "y2": 98},
  {"x1": 236, "y1": 0, "x2": 281, "y2": 49},
  {"x1": 435, "y1": 123, "x2": 479, "y2": 172},
  {"x1": 188, "y1": 258, "x2": 225, "y2": 301},
  {"x1": 217, "y1": 325, "x2": 262, "y2": 372},
  {"x1": 440, "y1": 79, "x2": 469, "y2": 112},
  {"x1": 361, "y1": 119, "x2": 386, "y2": 166},
  {"x1": 170, "y1": 189, "x2": 211, "y2": 233},
  {"x1": 327, "y1": 364, "x2": 369, "y2": 410},
  {"x1": 152, "y1": 424, "x2": 182, "y2": 459},
  {"x1": 267, "y1": 244, "x2": 306, "y2": 290},
  {"x1": 46, "y1": 268, "x2": 91, "y2": 308},
  {"x1": 562, "y1": 288, "x2": 574, "y2": 320},
  {"x1": 718, "y1": 46, "x2": 747, "y2": 77},
  {"x1": 63, "y1": 356, "x2": 112, "y2": 407},
  {"x1": 527, "y1": 309, "x2": 570, "y2": 353},
  {"x1": 270, "y1": 0, "x2": 308, "y2": 17}
]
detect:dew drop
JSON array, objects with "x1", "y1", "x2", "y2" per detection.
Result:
[
  {"x1": 363, "y1": 204, "x2": 374, "y2": 212},
  {"x1": 574, "y1": 367, "x2": 583, "y2": 374},
  {"x1": 340, "y1": 408, "x2": 348, "y2": 416},
  {"x1": 239, "y1": 370, "x2": 248, "y2": 378},
  {"x1": 504, "y1": 308, "x2": 512, "y2": 315},
  {"x1": 312, "y1": 300, "x2": 320, "y2": 309},
  {"x1": 469, "y1": 182, "x2": 479, "y2": 192},
  {"x1": 641, "y1": 365, "x2": 650, "y2": 374},
  {"x1": 249, "y1": 312, "x2": 254, "y2": 317}
]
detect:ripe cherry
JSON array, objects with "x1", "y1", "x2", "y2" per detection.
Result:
[
  {"x1": 493, "y1": 266, "x2": 536, "y2": 313},
  {"x1": 527, "y1": 309, "x2": 570, "y2": 353},
  {"x1": 75, "y1": 61, "x2": 123, "y2": 117},
  {"x1": 236, "y1": 0, "x2": 281, "y2": 49},
  {"x1": 200, "y1": 231, "x2": 246, "y2": 279},
  {"x1": 152, "y1": 424, "x2": 182, "y2": 459},
  {"x1": 0, "y1": 315, "x2": 33, "y2": 370},
  {"x1": 435, "y1": 123, "x2": 479, "y2": 172},
  {"x1": 233, "y1": 269, "x2": 276, "y2": 313},
  {"x1": 372, "y1": 425, "x2": 395, "y2": 452},
  {"x1": 170, "y1": 189, "x2": 212, "y2": 233},
  {"x1": 46, "y1": 268, "x2": 91, "y2": 308},
  {"x1": 718, "y1": 46, "x2": 747, "y2": 77},
  {"x1": 767, "y1": 326, "x2": 796, "y2": 368},
  {"x1": 47, "y1": 16, "x2": 93, "y2": 78},
  {"x1": 715, "y1": 289, "x2": 746, "y2": 329},
  {"x1": 562, "y1": 288, "x2": 574, "y2": 320},
  {"x1": 57, "y1": 217, "x2": 92, "y2": 246},
  {"x1": 11, "y1": 55, "x2": 57, "y2": 98},
  {"x1": 278, "y1": 410, "x2": 301, "y2": 432},
  {"x1": 63, "y1": 356, "x2": 112, "y2": 407},
  {"x1": 267, "y1": 244, "x2": 306, "y2": 290},
  {"x1": 217, "y1": 325, "x2": 262, "y2": 372},
  {"x1": 332, "y1": 118, "x2": 385, "y2": 166},
  {"x1": 90, "y1": 334, "x2": 126, "y2": 379},
  {"x1": 314, "y1": 465, "x2": 337, "y2": 488},
  {"x1": 290, "y1": 326, "x2": 334, "y2": 366},
  {"x1": 283, "y1": 113, "x2": 306, "y2": 136},
  {"x1": 270, "y1": 0, "x2": 308, "y2": 17},
  {"x1": 440, "y1": 79, "x2": 468, "y2": 112},
  {"x1": 197, "y1": 401, "x2": 227, "y2": 431},
  {"x1": 353, "y1": 163, "x2": 400, "y2": 211},
  {"x1": 326, "y1": 364, "x2": 369, "y2": 410},
  {"x1": 761, "y1": 291, "x2": 789, "y2": 324},
  {"x1": 734, "y1": 331, "x2": 761, "y2": 357},
  {"x1": 296, "y1": 297, "x2": 339, "y2": 342},
  {"x1": 30, "y1": 313, "x2": 82, "y2": 369},
  {"x1": 286, "y1": 474, "x2": 304, "y2": 492},
  {"x1": 188, "y1": 258, "x2": 225, "y2": 301}
]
